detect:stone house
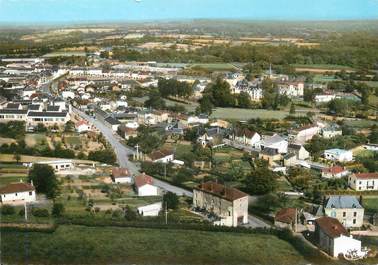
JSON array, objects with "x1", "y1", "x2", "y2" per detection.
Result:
[
  {"x1": 323, "y1": 196, "x2": 364, "y2": 228},
  {"x1": 193, "y1": 181, "x2": 248, "y2": 227}
]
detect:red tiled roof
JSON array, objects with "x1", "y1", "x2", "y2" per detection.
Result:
[
  {"x1": 0, "y1": 183, "x2": 35, "y2": 194},
  {"x1": 322, "y1": 166, "x2": 346, "y2": 175},
  {"x1": 194, "y1": 181, "x2": 248, "y2": 202},
  {"x1": 112, "y1": 167, "x2": 130, "y2": 178},
  {"x1": 135, "y1": 174, "x2": 153, "y2": 188},
  {"x1": 275, "y1": 208, "x2": 296, "y2": 224},
  {"x1": 354, "y1": 173, "x2": 378, "y2": 179},
  {"x1": 76, "y1": 120, "x2": 89, "y2": 127},
  {"x1": 149, "y1": 149, "x2": 173, "y2": 161},
  {"x1": 315, "y1": 217, "x2": 348, "y2": 238}
]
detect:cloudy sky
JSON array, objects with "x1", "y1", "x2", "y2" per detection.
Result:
[{"x1": 0, "y1": 0, "x2": 377, "y2": 24}]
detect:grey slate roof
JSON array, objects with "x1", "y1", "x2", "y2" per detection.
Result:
[
  {"x1": 0, "y1": 109, "x2": 28, "y2": 114},
  {"x1": 325, "y1": 196, "x2": 363, "y2": 209},
  {"x1": 46, "y1": 106, "x2": 60, "y2": 112},
  {"x1": 104, "y1": 116, "x2": 121, "y2": 125},
  {"x1": 28, "y1": 104, "x2": 41, "y2": 111},
  {"x1": 28, "y1": 111, "x2": 68, "y2": 117}
]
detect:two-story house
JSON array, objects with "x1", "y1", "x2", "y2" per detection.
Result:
[
  {"x1": 193, "y1": 181, "x2": 248, "y2": 227},
  {"x1": 348, "y1": 173, "x2": 378, "y2": 191},
  {"x1": 323, "y1": 196, "x2": 364, "y2": 228}
]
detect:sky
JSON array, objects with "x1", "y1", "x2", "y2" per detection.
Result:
[{"x1": 0, "y1": 0, "x2": 378, "y2": 24}]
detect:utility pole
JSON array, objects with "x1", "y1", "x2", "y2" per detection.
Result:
[
  {"x1": 135, "y1": 144, "x2": 140, "y2": 160},
  {"x1": 24, "y1": 202, "x2": 28, "y2": 222},
  {"x1": 165, "y1": 201, "x2": 168, "y2": 225}
]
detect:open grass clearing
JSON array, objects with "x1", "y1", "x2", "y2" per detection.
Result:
[
  {"x1": 1, "y1": 225, "x2": 309, "y2": 265},
  {"x1": 211, "y1": 108, "x2": 294, "y2": 120}
]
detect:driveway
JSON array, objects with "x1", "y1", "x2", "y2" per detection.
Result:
[
  {"x1": 244, "y1": 214, "x2": 271, "y2": 229},
  {"x1": 72, "y1": 107, "x2": 193, "y2": 197}
]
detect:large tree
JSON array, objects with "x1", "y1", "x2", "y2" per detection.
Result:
[
  {"x1": 28, "y1": 164, "x2": 59, "y2": 199},
  {"x1": 244, "y1": 159, "x2": 277, "y2": 195},
  {"x1": 163, "y1": 192, "x2": 179, "y2": 210}
]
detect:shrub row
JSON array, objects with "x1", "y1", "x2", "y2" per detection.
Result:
[{"x1": 0, "y1": 224, "x2": 57, "y2": 233}]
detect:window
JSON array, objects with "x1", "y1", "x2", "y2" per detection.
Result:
[
  {"x1": 343, "y1": 212, "x2": 346, "y2": 217},
  {"x1": 29, "y1": 192, "x2": 32, "y2": 196},
  {"x1": 353, "y1": 219, "x2": 356, "y2": 224},
  {"x1": 15, "y1": 193, "x2": 17, "y2": 196},
  {"x1": 354, "y1": 212, "x2": 357, "y2": 217}
]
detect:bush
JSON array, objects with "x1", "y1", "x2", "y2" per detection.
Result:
[
  {"x1": 52, "y1": 203, "x2": 65, "y2": 217},
  {"x1": 32, "y1": 208, "x2": 50, "y2": 217},
  {"x1": 1, "y1": 205, "x2": 15, "y2": 215}
]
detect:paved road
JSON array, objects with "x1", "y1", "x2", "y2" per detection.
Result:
[
  {"x1": 245, "y1": 215, "x2": 271, "y2": 229},
  {"x1": 72, "y1": 107, "x2": 193, "y2": 197}
]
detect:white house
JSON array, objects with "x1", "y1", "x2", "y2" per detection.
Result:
[
  {"x1": 111, "y1": 167, "x2": 132, "y2": 184},
  {"x1": 315, "y1": 217, "x2": 363, "y2": 258},
  {"x1": 290, "y1": 125, "x2": 320, "y2": 143},
  {"x1": 258, "y1": 134, "x2": 288, "y2": 154},
  {"x1": 149, "y1": 149, "x2": 174, "y2": 164},
  {"x1": 188, "y1": 115, "x2": 209, "y2": 125},
  {"x1": 135, "y1": 174, "x2": 159, "y2": 196},
  {"x1": 137, "y1": 202, "x2": 163, "y2": 216},
  {"x1": 321, "y1": 166, "x2": 349, "y2": 179},
  {"x1": 27, "y1": 111, "x2": 70, "y2": 126},
  {"x1": 0, "y1": 182, "x2": 36, "y2": 205},
  {"x1": 321, "y1": 125, "x2": 343, "y2": 139},
  {"x1": 232, "y1": 128, "x2": 261, "y2": 147},
  {"x1": 76, "y1": 120, "x2": 91, "y2": 133},
  {"x1": 278, "y1": 81, "x2": 304, "y2": 97},
  {"x1": 315, "y1": 94, "x2": 336, "y2": 103},
  {"x1": 324, "y1": 149, "x2": 353, "y2": 162},
  {"x1": 62, "y1": 91, "x2": 75, "y2": 100},
  {"x1": 349, "y1": 173, "x2": 378, "y2": 191},
  {"x1": 36, "y1": 160, "x2": 74, "y2": 172}
]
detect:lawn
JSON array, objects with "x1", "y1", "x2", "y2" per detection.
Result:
[
  {"x1": 24, "y1": 134, "x2": 47, "y2": 147},
  {"x1": 211, "y1": 108, "x2": 294, "y2": 120},
  {"x1": 1, "y1": 225, "x2": 310, "y2": 265},
  {"x1": 64, "y1": 136, "x2": 82, "y2": 147},
  {"x1": 362, "y1": 197, "x2": 378, "y2": 214}
]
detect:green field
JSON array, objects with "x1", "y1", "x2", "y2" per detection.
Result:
[
  {"x1": 211, "y1": 108, "x2": 294, "y2": 120},
  {"x1": 343, "y1": 119, "x2": 378, "y2": 128},
  {"x1": 1, "y1": 225, "x2": 310, "y2": 265},
  {"x1": 189, "y1": 63, "x2": 238, "y2": 71},
  {"x1": 292, "y1": 64, "x2": 355, "y2": 70}
]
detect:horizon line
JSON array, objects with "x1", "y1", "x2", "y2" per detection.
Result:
[{"x1": 1, "y1": 18, "x2": 378, "y2": 28}]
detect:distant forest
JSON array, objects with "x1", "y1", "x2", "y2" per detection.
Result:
[{"x1": 1, "y1": 20, "x2": 378, "y2": 69}]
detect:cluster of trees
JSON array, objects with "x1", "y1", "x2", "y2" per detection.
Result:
[
  {"x1": 1, "y1": 202, "x2": 64, "y2": 218},
  {"x1": 109, "y1": 33, "x2": 378, "y2": 69},
  {"x1": 0, "y1": 139, "x2": 76, "y2": 160},
  {"x1": 126, "y1": 126, "x2": 166, "y2": 154},
  {"x1": 158, "y1": 78, "x2": 193, "y2": 99},
  {"x1": 198, "y1": 78, "x2": 255, "y2": 114},
  {"x1": 87, "y1": 149, "x2": 116, "y2": 164},
  {"x1": 243, "y1": 159, "x2": 277, "y2": 195},
  {"x1": 0, "y1": 121, "x2": 25, "y2": 139},
  {"x1": 305, "y1": 134, "x2": 367, "y2": 159},
  {"x1": 28, "y1": 164, "x2": 59, "y2": 199},
  {"x1": 261, "y1": 79, "x2": 290, "y2": 110}
]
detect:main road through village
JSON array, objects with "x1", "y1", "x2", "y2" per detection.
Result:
[
  {"x1": 72, "y1": 107, "x2": 270, "y2": 228},
  {"x1": 73, "y1": 107, "x2": 193, "y2": 197}
]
